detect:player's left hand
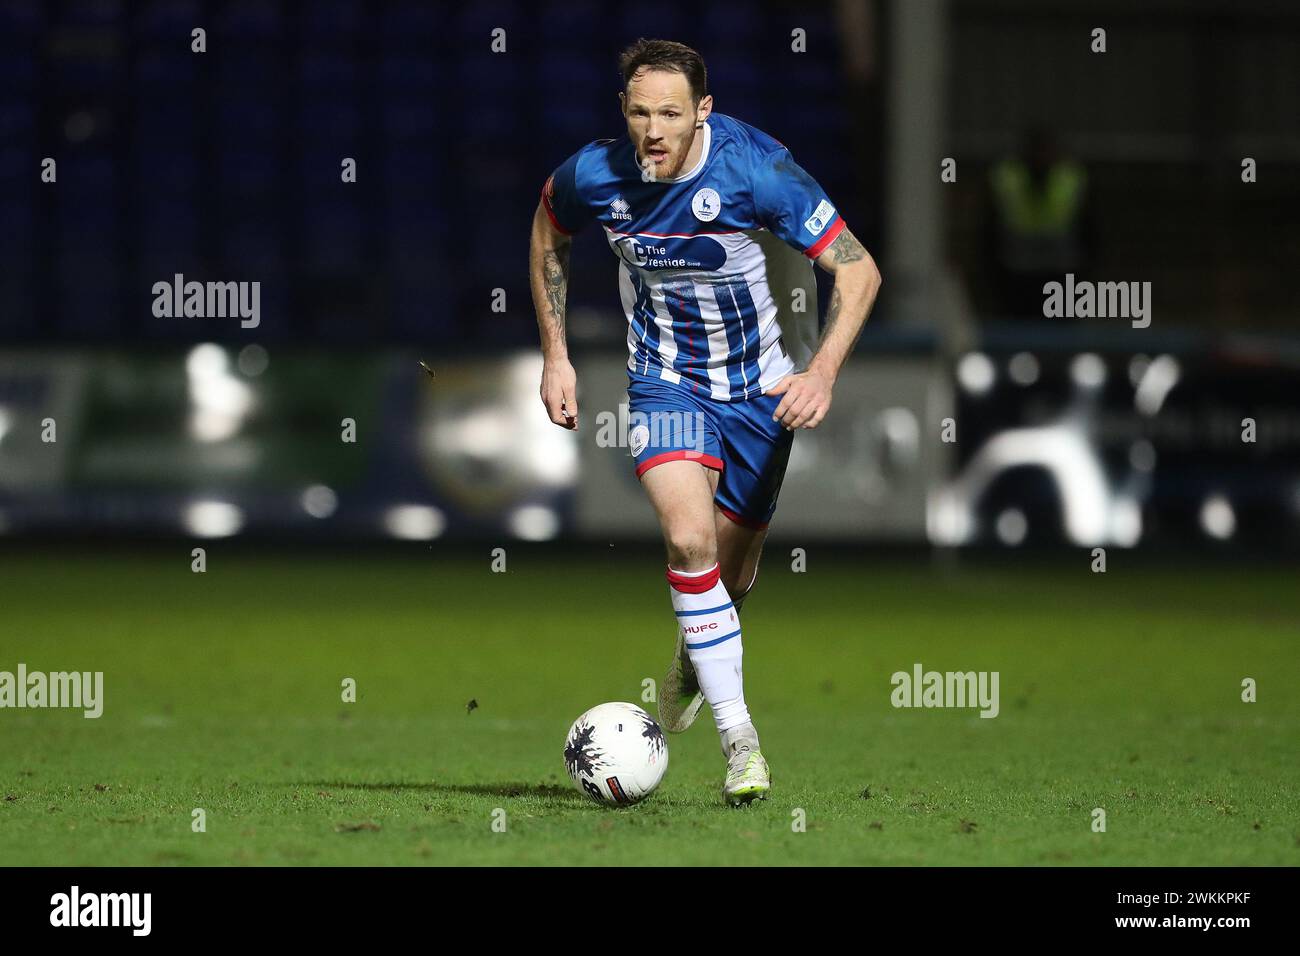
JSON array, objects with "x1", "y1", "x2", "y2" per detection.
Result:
[{"x1": 767, "y1": 370, "x2": 833, "y2": 430}]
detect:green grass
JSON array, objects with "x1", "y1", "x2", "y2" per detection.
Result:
[{"x1": 1, "y1": 546, "x2": 1297, "y2": 866}]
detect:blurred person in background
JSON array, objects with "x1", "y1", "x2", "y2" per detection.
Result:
[{"x1": 986, "y1": 124, "x2": 1094, "y2": 319}]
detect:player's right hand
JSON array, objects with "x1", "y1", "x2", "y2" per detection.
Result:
[{"x1": 541, "y1": 358, "x2": 579, "y2": 429}]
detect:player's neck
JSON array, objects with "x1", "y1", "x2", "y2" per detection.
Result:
[{"x1": 681, "y1": 127, "x2": 705, "y2": 173}]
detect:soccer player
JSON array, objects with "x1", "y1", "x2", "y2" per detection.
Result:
[{"x1": 529, "y1": 39, "x2": 881, "y2": 805}]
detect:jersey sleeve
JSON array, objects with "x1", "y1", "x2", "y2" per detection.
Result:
[
  {"x1": 752, "y1": 148, "x2": 846, "y2": 259},
  {"x1": 540, "y1": 149, "x2": 591, "y2": 236}
]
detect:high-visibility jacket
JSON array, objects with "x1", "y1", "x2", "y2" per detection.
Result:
[{"x1": 990, "y1": 159, "x2": 1086, "y2": 272}]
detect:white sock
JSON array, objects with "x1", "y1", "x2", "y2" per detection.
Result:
[{"x1": 666, "y1": 562, "x2": 750, "y2": 734}]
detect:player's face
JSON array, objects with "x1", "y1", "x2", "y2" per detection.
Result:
[{"x1": 621, "y1": 69, "x2": 710, "y2": 180}]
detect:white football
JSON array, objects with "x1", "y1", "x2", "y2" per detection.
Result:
[{"x1": 563, "y1": 702, "x2": 668, "y2": 805}]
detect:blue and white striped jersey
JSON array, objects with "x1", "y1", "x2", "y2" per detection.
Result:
[{"x1": 542, "y1": 113, "x2": 845, "y2": 402}]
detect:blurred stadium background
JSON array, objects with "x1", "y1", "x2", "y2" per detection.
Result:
[{"x1": 1, "y1": 0, "x2": 1298, "y2": 549}]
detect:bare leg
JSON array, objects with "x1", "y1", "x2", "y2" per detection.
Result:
[
  {"x1": 639, "y1": 459, "x2": 721, "y2": 570},
  {"x1": 716, "y1": 511, "x2": 768, "y2": 614}
]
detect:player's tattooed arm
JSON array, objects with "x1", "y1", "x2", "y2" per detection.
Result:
[
  {"x1": 530, "y1": 200, "x2": 573, "y2": 355},
  {"x1": 541, "y1": 244, "x2": 570, "y2": 332},
  {"x1": 809, "y1": 226, "x2": 882, "y2": 382},
  {"x1": 769, "y1": 227, "x2": 883, "y2": 429},
  {"x1": 824, "y1": 228, "x2": 868, "y2": 267},
  {"x1": 530, "y1": 201, "x2": 579, "y2": 429},
  {"x1": 823, "y1": 285, "x2": 844, "y2": 341},
  {"x1": 769, "y1": 226, "x2": 881, "y2": 430}
]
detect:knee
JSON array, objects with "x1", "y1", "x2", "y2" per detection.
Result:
[{"x1": 666, "y1": 526, "x2": 717, "y2": 571}]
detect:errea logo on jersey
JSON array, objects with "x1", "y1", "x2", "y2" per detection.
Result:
[
  {"x1": 691, "y1": 188, "x2": 721, "y2": 222},
  {"x1": 609, "y1": 197, "x2": 632, "y2": 220},
  {"x1": 805, "y1": 199, "x2": 835, "y2": 236}
]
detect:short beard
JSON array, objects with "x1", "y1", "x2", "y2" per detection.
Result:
[{"x1": 639, "y1": 127, "x2": 696, "y2": 183}]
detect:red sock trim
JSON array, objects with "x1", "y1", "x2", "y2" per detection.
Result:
[{"x1": 666, "y1": 562, "x2": 720, "y2": 593}]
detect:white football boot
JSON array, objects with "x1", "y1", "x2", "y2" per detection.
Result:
[
  {"x1": 658, "y1": 631, "x2": 705, "y2": 733},
  {"x1": 721, "y1": 723, "x2": 770, "y2": 806}
]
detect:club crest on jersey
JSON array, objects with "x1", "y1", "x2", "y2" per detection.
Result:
[
  {"x1": 628, "y1": 424, "x2": 650, "y2": 458},
  {"x1": 805, "y1": 199, "x2": 836, "y2": 236},
  {"x1": 609, "y1": 196, "x2": 632, "y2": 221},
  {"x1": 691, "y1": 188, "x2": 721, "y2": 222}
]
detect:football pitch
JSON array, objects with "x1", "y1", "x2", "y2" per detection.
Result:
[{"x1": 1, "y1": 546, "x2": 1296, "y2": 867}]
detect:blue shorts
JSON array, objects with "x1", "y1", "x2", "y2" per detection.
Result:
[{"x1": 626, "y1": 369, "x2": 794, "y2": 530}]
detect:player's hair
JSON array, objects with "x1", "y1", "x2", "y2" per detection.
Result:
[{"x1": 619, "y1": 39, "x2": 708, "y2": 104}]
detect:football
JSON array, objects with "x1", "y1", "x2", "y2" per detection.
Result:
[{"x1": 563, "y1": 702, "x2": 668, "y2": 805}]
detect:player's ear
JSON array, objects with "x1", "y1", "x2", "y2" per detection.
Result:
[
  {"x1": 618, "y1": 91, "x2": 626, "y2": 116},
  {"x1": 695, "y1": 94, "x2": 713, "y2": 126}
]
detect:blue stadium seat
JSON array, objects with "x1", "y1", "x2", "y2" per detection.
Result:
[
  {"x1": 216, "y1": 94, "x2": 279, "y2": 138},
  {"x1": 301, "y1": 98, "x2": 362, "y2": 141},
  {"x1": 139, "y1": 218, "x2": 198, "y2": 264},
  {"x1": 140, "y1": 152, "x2": 199, "y2": 195},
  {"x1": 300, "y1": 0, "x2": 361, "y2": 36},
  {"x1": 380, "y1": 3, "x2": 438, "y2": 45},
  {"x1": 0, "y1": 0, "x2": 43, "y2": 36},
  {"x1": 217, "y1": 225, "x2": 284, "y2": 265},
  {"x1": 536, "y1": 1, "x2": 604, "y2": 45},
  {"x1": 457, "y1": 106, "x2": 515, "y2": 143},
  {"x1": 381, "y1": 148, "x2": 441, "y2": 196},
  {"x1": 216, "y1": 145, "x2": 278, "y2": 198},
  {"x1": 303, "y1": 207, "x2": 364, "y2": 268},
  {"x1": 0, "y1": 103, "x2": 33, "y2": 141},
  {"x1": 708, "y1": 54, "x2": 762, "y2": 98},
  {"x1": 62, "y1": 0, "x2": 122, "y2": 26},
  {"x1": 0, "y1": 280, "x2": 37, "y2": 335},
  {"x1": 789, "y1": 56, "x2": 837, "y2": 96},
  {"x1": 539, "y1": 57, "x2": 603, "y2": 92},
  {"x1": 59, "y1": 254, "x2": 120, "y2": 337},
  {"x1": 456, "y1": 54, "x2": 521, "y2": 94},
  {"x1": 0, "y1": 202, "x2": 33, "y2": 263},
  {"x1": 56, "y1": 151, "x2": 114, "y2": 205},
  {"x1": 216, "y1": 0, "x2": 281, "y2": 39},
  {"x1": 382, "y1": 102, "x2": 435, "y2": 142},
  {"x1": 216, "y1": 56, "x2": 279, "y2": 94},
  {"x1": 456, "y1": 1, "x2": 522, "y2": 43},
  {"x1": 53, "y1": 56, "x2": 118, "y2": 91},
  {"x1": 133, "y1": 0, "x2": 202, "y2": 37},
  {"x1": 0, "y1": 141, "x2": 33, "y2": 188},
  {"x1": 0, "y1": 53, "x2": 36, "y2": 89},
  {"x1": 703, "y1": 2, "x2": 760, "y2": 41},
  {"x1": 134, "y1": 99, "x2": 200, "y2": 145},
  {"x1": 299, "y1": 53, "x2": 357, "y2": 94},
  {"x1": 381, "y1": 57, "x2": 440, "y2": 93},
  {"x1": 135, "y1": 52, "x2": 197, "y2": 88},
  {"x1": 617, "y1": 8, "x2": 686, "y2": 44}
]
